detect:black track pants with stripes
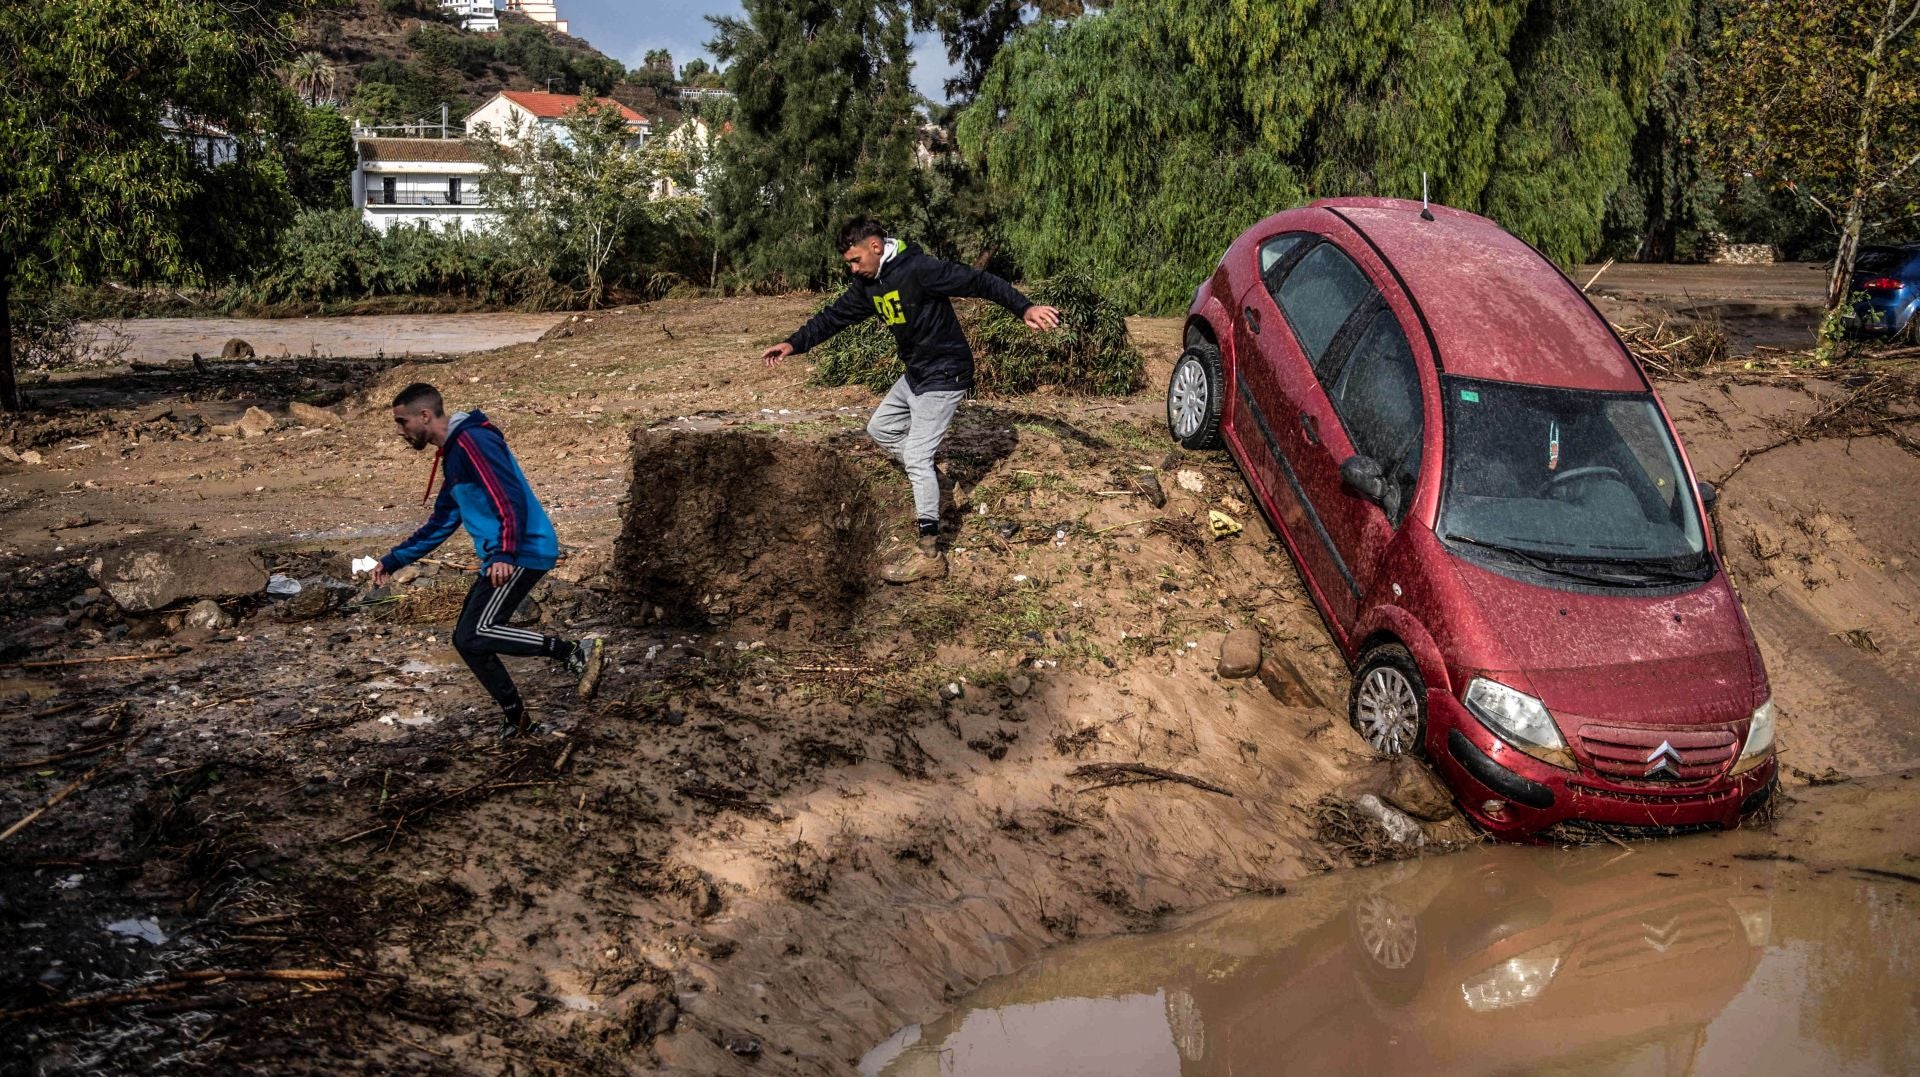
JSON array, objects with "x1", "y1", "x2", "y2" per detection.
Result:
[{"x1": 452, "y1": 566, "x2": 570, "y2": 717}]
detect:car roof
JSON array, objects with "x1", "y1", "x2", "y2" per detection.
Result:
[{"x1": 1309, "y1": 197, "x2": 1647, "y2": 393}]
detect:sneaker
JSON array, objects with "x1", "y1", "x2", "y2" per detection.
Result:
[
  {"x1": 499, "y1": 709, "x2": 544, "y2": 741},
  {"x1": 881, "y1": 536, "x2": 948, "y2": 584},
  {"x1": 570, "y1": 637, "x2": 606, "y2": 699}
]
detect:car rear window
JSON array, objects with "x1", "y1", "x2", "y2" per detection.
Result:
[
  {"x1": 1855, "y1": 247, "x2": 1907, "y2": 273},
  {"x1": 1275, "y1": 242, "x2": 1374, "y2": 370}
]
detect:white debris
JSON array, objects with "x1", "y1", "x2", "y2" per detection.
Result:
[
  {"x1": 106, "y1": 918, "x2": 168, "y2": 945},
  {"x1": 1175, "y1": 469, "x2": 1206, "y2": 493}
]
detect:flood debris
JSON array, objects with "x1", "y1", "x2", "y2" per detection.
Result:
[
  {"x1": 1071, "y1": 762, "x2": 1235, "y2": 797},
  {"x1": 88, "y1": 542, "x2": 267, "y2": 612}
]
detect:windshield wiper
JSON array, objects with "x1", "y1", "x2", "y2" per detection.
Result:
[
  {"x1": 1548, "y1": 552, "x2": 1715, "y2": 583},
  {"x1": 1442, "y1": 534, "x2": 1706, "y2": 587}
]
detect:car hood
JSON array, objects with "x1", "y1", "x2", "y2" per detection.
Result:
[{"x1": 1449, "y1": 557, "x2": 1762, "y2": 729}]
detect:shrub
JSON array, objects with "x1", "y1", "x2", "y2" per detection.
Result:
[{"x1": 811, "y1": 270, "x2": 1143, "y2": 397}]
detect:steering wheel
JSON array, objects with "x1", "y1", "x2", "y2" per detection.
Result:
[{"x1": 1536, "y1": 465, "x2": 1623, "y2": 498}]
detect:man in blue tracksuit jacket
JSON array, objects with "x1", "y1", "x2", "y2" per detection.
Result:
[{"x1": 371, "y1": 382, "x2": 603, "y2": 735}]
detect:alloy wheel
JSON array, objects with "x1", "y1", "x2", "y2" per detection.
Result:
[
  {"x1": 1354, "y1": 665, "x2": 1420, "y2": 754},
  {"x1": 1169, "y1": 358, "x2": 1209, "y2": 439}
]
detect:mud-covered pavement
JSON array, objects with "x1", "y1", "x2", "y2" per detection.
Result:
[{"x1": 3, "y1": 295, "x2": 1919, "y2": 1074}]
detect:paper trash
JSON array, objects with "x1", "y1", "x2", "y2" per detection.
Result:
[{"x1": 351, "y1": 556, "x2": 379, "y2": 576}]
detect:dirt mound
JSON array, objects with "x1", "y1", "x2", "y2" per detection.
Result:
[{"x1": 615, "y1": 428, "x2": 889, "y2": 638}]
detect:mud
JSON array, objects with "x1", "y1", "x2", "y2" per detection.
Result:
[
  {"x1": 865, "y1": 777, "x2": 1920, "y2": 1076},
  {"x1": 616, "y1": 428, "x2": 890, "y2": 638},
  {"x1": 2, "y1": 290, "x2": 1918, "y2": 1075}
]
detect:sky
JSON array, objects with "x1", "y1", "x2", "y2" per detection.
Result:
[{"x1": 554, "y1": 0, "x2": 960, "y2": 102}]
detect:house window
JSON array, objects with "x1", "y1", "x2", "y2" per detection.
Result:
[
  {"x1": 381, "y1": 176, "x2": 396, "y2": 205},
  {"x1": 448, "y1": 177, "x2": 462, "y2": 205}
]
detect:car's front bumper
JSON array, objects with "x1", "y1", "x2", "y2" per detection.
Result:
[{"x1": 1427, "y1": 693, "x2": 1777, "y2": 839}]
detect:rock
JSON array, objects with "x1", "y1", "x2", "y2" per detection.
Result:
[
  {"x1": 1384, "y1": 757, "x2": 1457, "y2": 821},
  {"x1": 510, "y1": 994, "x2": 542, "y2": 1019},
  {"x1": 1217, "y1": 627, "x2": 1262, "y2": 678},
  {"x1": 0, "y1": 446, "x2": 18, "y2": 463},
  {"x1": 1135, "y1": 471, "x2": 1167, "y2": 508},
  {"x1": 19, "y1": 450, "x2": 43, "y2": 465},
  {"x1": 220, "y1": 337, "x2": 254, "y2": 359},
  {"x1": 183, "y1": 599, "x2": 232, "y2": 631},
  {"x1": 940, "y1": 681, "x2": 964, "y2": 701},
  {"x1": 1006, "y1": 673, "x2": 1032, "y2": 698},
  {"x1": 725, "y1": 1036, "x2": 762, "y2": 1058},
  {"x1": 287, "y1": 401, "x2": 343, "y2": 428},
  {"x1": 237, "y1": 406, "x2": 277, "y2": 438},
  {"x1": 1354, "y1": 793, "x2": 1426, "y2": 846},
  {"x1": 1175, "y1": 468, "x2": 1206, "y2": 494},
  {"x1": 89, "y1": 543, "x2": 267, "y2": 612},
  {"x1": 1256, "y1": 653, "x2": 1323, "y2": 708},
  {"x1": 390, "y1": 564, "x2": 425, "y2": 586}
]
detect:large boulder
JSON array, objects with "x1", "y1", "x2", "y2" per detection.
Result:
[
  {"x1": 89, "y1": 543, "x2": 267, "y2": 613},
  {"x1": 220, "y1": 338, "x2": 255, "y2": 359}
]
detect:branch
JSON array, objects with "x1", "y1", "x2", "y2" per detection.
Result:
[
  {"x1": 1891, "y1": 0, "x2": 1920, "y2": 43},
  {"x1": 1784, "y1": 180, "x2": 1840, "y2": 224},
  {"x1": 1869, "y1": 147, "x2": 1920, "y2": 193}
]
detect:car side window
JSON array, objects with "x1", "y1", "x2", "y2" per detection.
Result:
[
  {"x1": 1258, "y1": 234, "x2": 1308, "y2": 293},
  {"x1": 1274, "y1": 242, "x2": 1375, "y2": 371},
  {"x1": 1330, "y1": 310, "x2": 1424, "y2": 524}
]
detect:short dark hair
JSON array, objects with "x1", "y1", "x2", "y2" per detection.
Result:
[
  {"x1": 392, "y1": 382, "x2": 444, "y2": 415},
  {"x1": 836, "y1": 216, "x2": 886, "y2": 253}
]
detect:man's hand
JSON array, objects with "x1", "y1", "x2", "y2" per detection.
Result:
[
  {"x1": 486, "y1": 561, "x2": 512, "y2": 587},
  {"x1": 1024, "y1": 305, "x2": 1062, "y2": 331},
  {"x1": 370, "y1": 563, "x2": 390, "y2": 587},
  {"x1": 761, "y1": 342, "x2": 794, "y2": 367}
]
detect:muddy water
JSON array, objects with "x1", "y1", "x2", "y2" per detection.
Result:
[
  {"x1": 82, "y1": 313, "x2": 562, "y2": 363},
  {"x1": 863, "y1": 836, "x2": 1920, "y2": 1076}
]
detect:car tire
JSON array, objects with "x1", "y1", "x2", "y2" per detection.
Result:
[
  {"x1": 1166, "y1": 341, "x2": 1224, "y2": 450},
  {"x1": 1349, "y1": 644, "x2": 1427, "y2": 756}
]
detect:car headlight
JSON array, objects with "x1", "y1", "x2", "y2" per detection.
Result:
[
  {"x1": 1464, "y1": 678, "x2": 1574, "y2": 769},
  {"x1": 1731, "y1": 698, "x2": 1775, "y2": 775},
  {"x1": 1459, "y1": 941, "x2": 1566, "y2": 1013}
]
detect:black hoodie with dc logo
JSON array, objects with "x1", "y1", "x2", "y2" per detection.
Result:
[{"x1": 784, "y1": 240, "x2": 1035, "y2": 393}]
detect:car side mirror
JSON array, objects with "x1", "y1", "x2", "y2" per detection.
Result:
[
  {"x1": 1341, "y1": 455, "x2": 1386, "y2": 504},
  {"x1": 1697, "y1": 480, "x2": 1718, "y2": 513}
]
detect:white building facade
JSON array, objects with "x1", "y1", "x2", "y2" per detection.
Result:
[
  {"x1": 464, "y1": 90, "x2": 648, "y2": 149},
  {"x1": 503, "y1": 0, "x2": 567, "y2": 33},
  {"x1": 352, "y1": 138, "x2": 495, "y2": 233},
  {"x1": 439, "y1": 0, "x2": 499, "y2": 32}
]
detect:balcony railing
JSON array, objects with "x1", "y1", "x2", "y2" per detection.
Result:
[{"x1": 366, "y1": 193, "x2": 485, "y2": 207}]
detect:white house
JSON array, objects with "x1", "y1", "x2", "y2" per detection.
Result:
[
  {"x1": 352, "y1": 138, "x2": 494, "y2": 233},
  {"x1": 651, "y1": 118, "x2": 724, "y2": 199},
  {"x1": 440, "y1": 0, "x2": 498, "y2": 32},
  {"x1": 162, "y1": 113, "x2": 238, "y2": 168},
  {"x1": 464, "y1": 90, "x2": 649, "y2": 148},
  {"x1": 502, "y1": 0, "x2": 567, "y2": 34}
]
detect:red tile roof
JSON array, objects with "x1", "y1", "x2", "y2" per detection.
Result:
[{"x1": 496, "y1": 90, "x2": 647, "y2": 124}]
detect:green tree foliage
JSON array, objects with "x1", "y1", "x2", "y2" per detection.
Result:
[
  {"x1": 961, "y1": 0, "x2": 1688, "y2": 314},
  {"x1": 0, "y1": 0, "x2": 311, "y2": 410},
  {"x1": 1599, "y1": 1, "x2": 1727, "y2": 262},
  {"x1": 1703, "y1": 0, "x2": 1920, "y2": 311},
  {"x1": 908, "y1": 0, "x2": 1105, "y2": 101},
  {"x1": 245, "y1": 209, "x2": 537, "y2": 306},
  {"x1": 708, "y1": 0, "x2": 923, "y2": 290},
  {"x1": 348, "y1": 81, "x2": 405, "y2": 126},
  {"x1": 475, "y1": 102, "x2": 682, "y2": 307},
  {"x1": 287, "y1": 105, "x2": 356, "y2": 210},
  {"x1": 632, "y1": 48, "x2": 677, "y2": 91},
  {"x1": 812, "y1": 271, "x2": 1142, "y2": 395}
]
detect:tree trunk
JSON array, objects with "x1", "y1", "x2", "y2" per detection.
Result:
[
  {"x1": 0, "y1": 258, "x2": 19, "y2": 414},
  {"x1": 1829, "y1": 0, "x2": 1899, "y2": 309}
]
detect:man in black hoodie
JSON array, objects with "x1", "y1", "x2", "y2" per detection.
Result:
[{"x1": 761, "y1": 217, "x2": 1059, "y2": 582}]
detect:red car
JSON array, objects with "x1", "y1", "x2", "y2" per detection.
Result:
[{"x1": 1169, "y1": 197, "x2": 1776, "y2": 838}]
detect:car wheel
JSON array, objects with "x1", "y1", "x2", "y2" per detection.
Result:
[
  {"x1": 1349, "y1": 644, "x2": 1426, "y2": 756},
  {"x1": 1167, "y1": 341, "x2": 1224, "y2": 450}
]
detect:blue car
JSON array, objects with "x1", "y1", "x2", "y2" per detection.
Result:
[{"x1": 1849, "y1": 244, "x2": 1920, "y2": 340}]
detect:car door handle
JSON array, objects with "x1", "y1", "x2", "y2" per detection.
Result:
[
  {"x1": 1299, "y1": 411, "x2": 1319, "y2": 444},
  {"x1": 1243, "y1": 306, "x2": 1261, "y2": 334}
]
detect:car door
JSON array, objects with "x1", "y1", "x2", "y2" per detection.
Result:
[
  {"x1": 1228, "y1": 233, "x2": 1316, "y2": 550},
  {"x1": 1258, "y1": 238, "x2": 1382, "y2": 630}
]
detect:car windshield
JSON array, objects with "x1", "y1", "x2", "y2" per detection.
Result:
[{"x1": 1438, "y1": 376, "x2": 1707, "y2": 580}]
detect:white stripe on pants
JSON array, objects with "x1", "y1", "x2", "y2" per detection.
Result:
[{"x1": 866, "y1": 376, "x2": 965, "y2": 526}]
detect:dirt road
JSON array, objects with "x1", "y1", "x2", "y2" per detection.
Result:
[{"x1": 2, "y1": 296, "x2": 1917, "y2": 1074}]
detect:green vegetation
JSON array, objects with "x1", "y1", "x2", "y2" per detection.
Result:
[{"x1": 811, "y1": 270, "x2": 1143, "y2": 396}]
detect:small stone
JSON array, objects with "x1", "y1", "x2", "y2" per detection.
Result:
[
  {"x1": 510, "y1": 994, "x2": 541, "y2": 1019},
  {"x1": 238, "y1": 407, "x2": 276, "y2": 438},
  {"x1": 19, "y1": 450, "x2": 43, "y2": 465},
  {"x1": 940, "y1": 682, "x2": 964, "y2": 701},
  {"x1": 391, "y1": 564, "x2": 425, "y2": 586},
  {"x1": 182, "y1": 599, "x2": 232, "y2": 631},
  {"x1": 1384, "y1": 757, "x2": 1457, "y2": 821},
  {"x1": 1217, "y1": 627, "x2": 1262, "y2": 678},
  {"x1": 1006, "y1": 674, "x2": 1032, "y2": 698},
  {"x1": 287, "y1": 401, "x2": 343, "y2": 428},
  {"x1": 0, "y1": 446, "x2": 19, "y2": 463},
  {"x1": 725, "y1": 1036, "x2": 762, "y2": 1057}
]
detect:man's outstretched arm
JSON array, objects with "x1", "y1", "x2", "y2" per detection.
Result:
[
  {"x1": 921, "y1": 261, "x2": 1060, "y2": 330},
  {"x1": 376, "y1": 483, "x2": 462, "y2": 582},
  {"x1": 762, "y1": 285, "x2": 875, "y2": 365}
]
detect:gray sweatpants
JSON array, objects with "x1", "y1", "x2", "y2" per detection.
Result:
[{"x1": 867, "y1": 376, "x2": 965, "y2": 528}]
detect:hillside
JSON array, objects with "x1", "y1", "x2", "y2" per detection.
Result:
[{"x1": 299, "y1": 0, "x2": 681, "y2": 129}]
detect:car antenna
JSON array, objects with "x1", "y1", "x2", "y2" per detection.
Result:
[{"x1": 1420, "y1": 171, "x2": 1435, "y2": 221}]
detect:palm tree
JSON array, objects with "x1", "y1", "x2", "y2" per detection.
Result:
[{"x1": 286, "y1": 52, "x2": 339, "y2": 106}]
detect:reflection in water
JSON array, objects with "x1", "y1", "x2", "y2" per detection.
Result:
[{"x1": 863, "y1": 842, "x2": 1920, "y2": 1076}]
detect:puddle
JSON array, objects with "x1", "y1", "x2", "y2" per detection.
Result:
[{"x1": 863, "y1": 838, "x2": 1920, "y2": 1076}]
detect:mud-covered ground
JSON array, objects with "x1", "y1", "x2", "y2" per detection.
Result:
[{"x1": 2, "y1": 294, "x2": 1918, "y2": 1075}]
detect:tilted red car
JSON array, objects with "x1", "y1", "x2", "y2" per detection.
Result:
[{"x1": 1169, "y1": 197, "x2": 1776, "y2": 838}]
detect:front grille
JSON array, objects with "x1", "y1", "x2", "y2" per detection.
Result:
[
  {"x1": 1579, "y1": 724, "x2": 1737, "y2": 784},
  {"x1": 1544, "y1": 819, "x2": 1723, "y2": 844}
]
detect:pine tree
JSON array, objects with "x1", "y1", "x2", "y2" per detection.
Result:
[
  {"x1": 960, "y1": 0, "x2": 1688, "y2": 313},
  {"x1": 708, "y1": 0, "x2": 921, "y2": 290}
]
